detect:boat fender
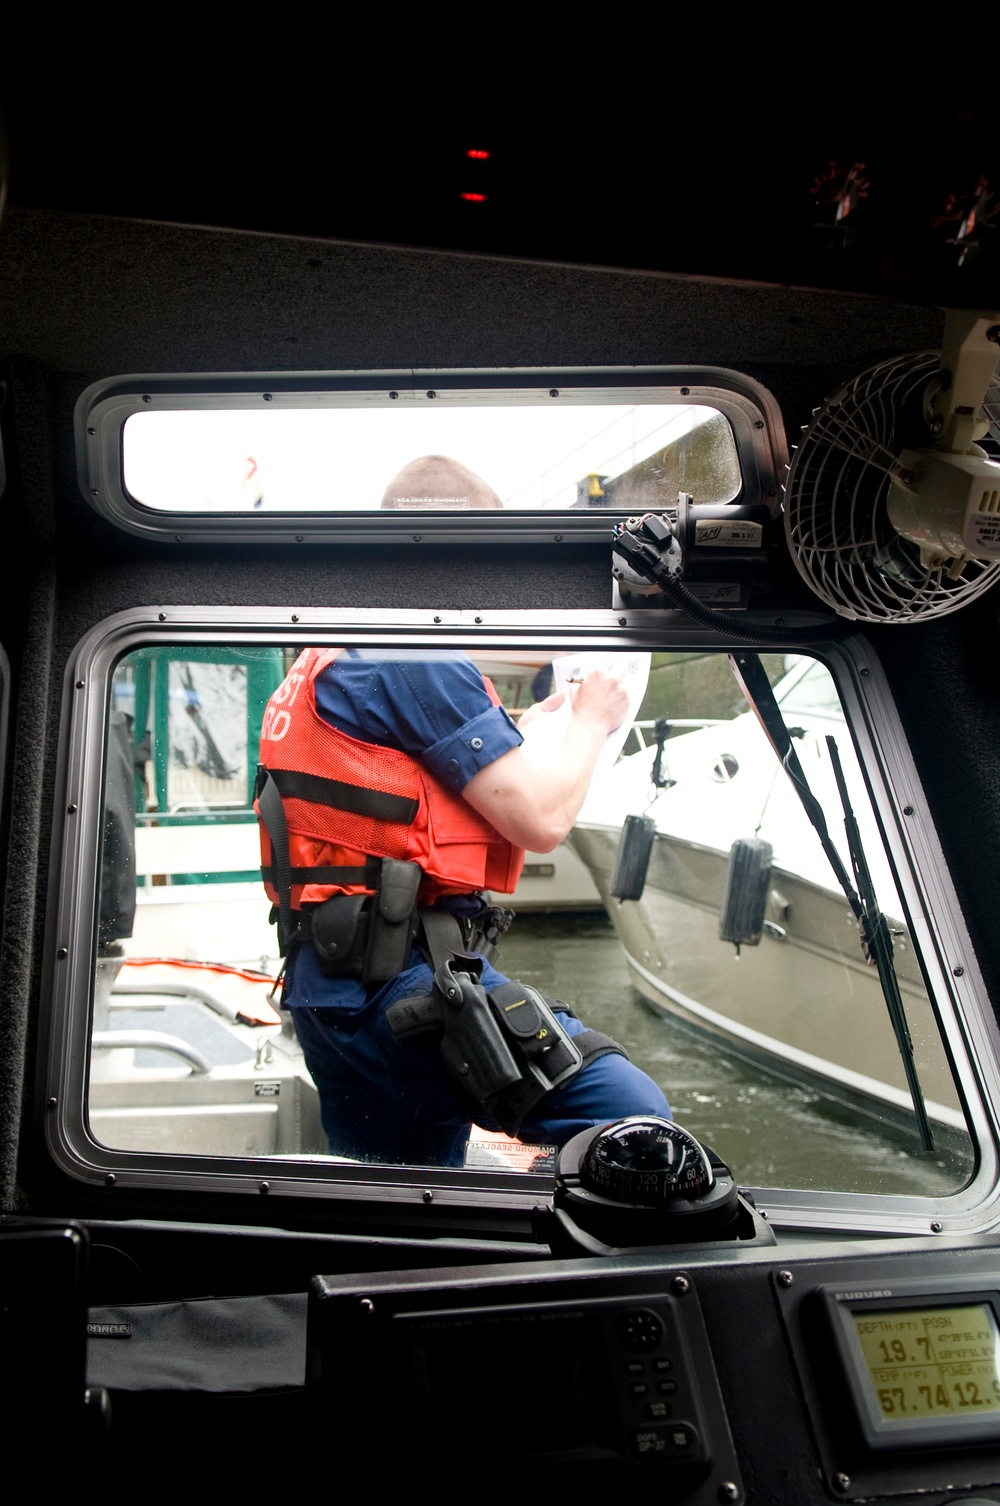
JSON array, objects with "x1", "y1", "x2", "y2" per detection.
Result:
[
  {"x1": 609, "y1": 814, "x2": 657, "y2": 902},
  {"x1": 387, "y1": 959, "x2": 609, "y2": 1135},
  {"x1": 719, "y1": 836, "x2": 773, "y2": 953}
]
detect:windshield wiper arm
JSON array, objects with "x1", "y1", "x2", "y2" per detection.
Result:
[
  {"x1": 728, "y1": 654, "x2": 933, "y2": 1152},
  {"x1": 826, "y1": 734, "x2": 933, "y2": 1151},
  {"x1": 728, "y1": 655, "x2": 863, "y2": 919}
]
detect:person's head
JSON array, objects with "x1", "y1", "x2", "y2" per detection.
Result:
[{"x1": 380, "y1": 455, "x2": 503, "y2": 510}]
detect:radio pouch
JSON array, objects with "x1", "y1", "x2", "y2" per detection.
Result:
[
  {"x1": 364, "y1": 859, "x2": 422, "y2": 986},
  {"x1": 386, "y1": 958, "x2": 585, "y2": 1134}
]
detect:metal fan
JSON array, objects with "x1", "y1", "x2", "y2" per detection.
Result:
[{"x1": 784, "y1": 311, "x2": 1000, "y2": 623}]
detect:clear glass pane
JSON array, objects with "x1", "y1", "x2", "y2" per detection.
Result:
[
  {"x1": 89, "y1": 643, "x2": 973, "y2": 1198},
  {"x1": 122, "y1": 404, "x2": 741, "y2": 513}
]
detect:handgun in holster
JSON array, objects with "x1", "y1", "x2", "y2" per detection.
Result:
[{"x1": 386, "y1": 956, "x2": 584, "y2": 1134}]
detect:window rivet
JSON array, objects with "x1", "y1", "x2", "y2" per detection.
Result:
[
  {"x1": 422, "y1": 1189, "x2": 434, "y2": 1203},
  {"x1": 554, "y1": 534, "x2": 563, "y2": 542},
  {"x1": 295, "y1": 535, "x2": 304, "y2": 543},
  {"x1": 619, "y1": 617, "x2": 627, "y2": 627},
  {"x1": 105, "y1": 1173, "x2": 116, "y2": 1186},
  {"x1": 549, "y1": 389, "x2": 559, "y2": 398},
  {"x1": 832, "y1": 1474, "x2": 851, "y2": 1494},
  {"x1": 57, "y1": 947, "x2": 68, "y2": 959},
  {"x1": 47, "y1": 1097, "x2": 57, "y2": 1109},
  {"x1": 953, "y1": 965, "x2": 965, "y2": 977},
  {"x1": 389, "y1": 391, "x2": 399, "y2": 400},
  {"x1": 777, "y1": 1269, "x2": 794, "y2": 1287},
  {"x1": 754, "y1": 420, "x2": 764, "y2": 429},
  {"x1": 474, "y1": 615, "x2": 483, "y2": 624},
  {"x1": 158, "y1": 613, "x2": 166, "y2": 622},
  {"x1": 413, "y1": 535, "x2": 422, "y2": 542},
  {"x1": 174, "y1": 535, "x2": 183, "y2": 543},
  {"x1": 433, "y1": 615, "x2": 442, "y2": 624},
  {"x1": 75, "y1": 680, "x2": 85, "y2": 689},
  {"x1": 259, "y1": 1181, "x2": 270, "y2": 1194},
  {"x1": 291, "y1": 614, "x2": 299, "y2": 623},
  {"x1": 426, "y1": 390, "x2": 436, "y2": 399},
  {"x1": 680, "y1": 386, "x2": 690, "y2": 396},
  {"x1": 359, "y1": 1297, "x2": 375, "y2": 1313},
  {"x1": 141, "y1": 395, "x2": 151, "y2": 404},
  {"x1": 903, "y1": 805, "x2": 914, "y2": 816},
  {"x1": 87, "y1": 427, "x2": 96, "y2": 436},
  {"x1": 671, "y1": 1275, "x2": 690, "y2": 1295},
  {"x1": 90, "y1": 488, "x2": 99, "y2": 497},
  {"x1": 930, "y1": 1220, "x2": 943, "y2": 1232},
  {"x1": 860, "y1": 667, "x2": 869, "y2": 676},
  {"x1": 262, "y1": 393, "x2": 273, "y2": 402},
  {"x1": 67, "y1": 804, "x2": 77, "y2": 815}
]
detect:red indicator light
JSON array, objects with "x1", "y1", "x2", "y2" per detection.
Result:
[
  {"x1": 466, "y1": 149, "x2": 490, "y2": 159},
  {"x1": 460, "y1": 192, "x2": 488, "y2": 202}
]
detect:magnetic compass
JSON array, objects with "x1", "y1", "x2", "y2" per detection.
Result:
[
  {"x1": 581, "y1": 1116, "x2": 715, "y2": 1205},
  {"x1": 551, "y1": 1115, "x2": 743, "y2": 1249}
]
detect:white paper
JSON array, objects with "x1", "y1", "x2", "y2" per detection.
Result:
[{"x1": 517, "y1": 651, "x2": 651, "y2": 780}]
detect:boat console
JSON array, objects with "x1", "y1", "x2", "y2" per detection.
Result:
[{"x1": 304, "y1": 1233, "x2": 1000, "y2": 1499}]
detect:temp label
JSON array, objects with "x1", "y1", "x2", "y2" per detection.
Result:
[
  {"x1": 694, "y1": 521, "x2": 763, "y2": 548},
  {"x1": 254, "y1": 1082, "x2": 280, "y2": 1097}
]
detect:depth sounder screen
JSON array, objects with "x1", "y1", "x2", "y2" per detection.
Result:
[{"x1": 853, "y1": 1304, "x2": 1000, "y2": 1423}]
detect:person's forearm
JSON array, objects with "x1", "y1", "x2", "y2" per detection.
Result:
[{"x1": 463, "y1": 712, "x2": 610, "y2": 852}]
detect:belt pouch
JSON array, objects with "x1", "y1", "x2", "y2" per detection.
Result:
[
  {"x1": 364, "y1": 859, "x2": 422, "y2": 986},
  {"x1": 311, "y1": 894, "x2": 368, "y2": 975}
]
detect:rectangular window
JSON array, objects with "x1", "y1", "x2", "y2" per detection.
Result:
[
  {"x1": 47, "y1": 615, "x2": 990, "y2": 1234},
  {"x1": 76, "y1": 370, "x2": 784, "y2": 541}
]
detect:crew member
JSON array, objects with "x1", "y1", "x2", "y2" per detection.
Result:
[{"x1": 256, "y1": 459, "x2": 670, "y2": 1165}]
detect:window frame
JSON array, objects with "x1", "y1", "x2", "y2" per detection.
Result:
[
  {"x1": 40, "y1": 605, "x2": 1000, "y2": 1234},
  {"x1": 75, "y1": 368, "x2": 785, "y2": 543}
]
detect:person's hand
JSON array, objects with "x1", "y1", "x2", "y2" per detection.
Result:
[
  {"x1": 567, "y1": 668, "x2": 628, "y2": 734},
  {"x1": 517, "y1": 691, "x2": 566, "y2": 731}
]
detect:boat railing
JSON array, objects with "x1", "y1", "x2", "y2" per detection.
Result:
[{"x1": 627, "y1": 718, "x2": 728, "y2": 754}]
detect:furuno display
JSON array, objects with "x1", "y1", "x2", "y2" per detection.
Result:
[
  {"x1": 778, "y1": 1258, "x2": 1000, "y2": 1500},
  {"x1": 308, "y1": 1266, "x2": 743, "y2": 1498},
  {"x1": 826, "y1": 1290, "x2": 1000, "y2": 1450}
]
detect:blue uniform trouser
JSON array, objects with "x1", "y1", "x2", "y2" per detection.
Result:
[{"x1": 287, "y1": 946, "x2": 671, "y2": 1166}]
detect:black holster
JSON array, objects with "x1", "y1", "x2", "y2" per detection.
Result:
[{"x1": 386, "y1": 957, "x2": 584, "y2": 1134}]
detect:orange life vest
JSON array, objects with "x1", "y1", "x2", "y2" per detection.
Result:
[{"x1": 256, "y1": 647, "x2": 525, "y2": 909}]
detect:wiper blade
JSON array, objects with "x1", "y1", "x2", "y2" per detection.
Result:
[
  {"x1": 728, "y1": 653, "x2": 933, "y2": 1152},
  {"x1": 826, "y1": 734, "x2": 933, "y2": 1152},
  {"x1": 728, "y1": 655, "x2": 862, "y2": 919}
]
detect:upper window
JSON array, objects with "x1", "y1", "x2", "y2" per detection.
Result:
[{"x1": 76, "y1": 370, "x2": 784, "y2": 540}]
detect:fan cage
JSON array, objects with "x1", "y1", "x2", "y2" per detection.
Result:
[{"x1": 783, "y1": 352, "x2": 1000, "y2": 623}]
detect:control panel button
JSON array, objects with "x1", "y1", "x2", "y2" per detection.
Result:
[
  {"x1": 617, "y1": 1309, "x2": 665, "y2": 1352},
  {"x1": 644, "y1": 1400, "x2": 672, "y2": 1420},
  {"x1": 628, "y1": 1381, "x2": 650, "y2": 1397}
]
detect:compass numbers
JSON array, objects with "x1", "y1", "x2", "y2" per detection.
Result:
[{"x1": 581, "y1": 1117, "x2": 715, "y2": 1206}]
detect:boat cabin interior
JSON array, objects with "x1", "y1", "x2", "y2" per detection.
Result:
[{"x1": 5, "y1": 86, "x2": 1000, "y2": 1498}]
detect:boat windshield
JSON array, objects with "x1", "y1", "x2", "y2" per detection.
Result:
[{"x1": 86, "y1": 643, "x2": 974, "y2": 1205}]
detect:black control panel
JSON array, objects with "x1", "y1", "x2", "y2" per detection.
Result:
[{"x1": 309, "y1": 1267, "x2": 743, "y2": 1498}]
